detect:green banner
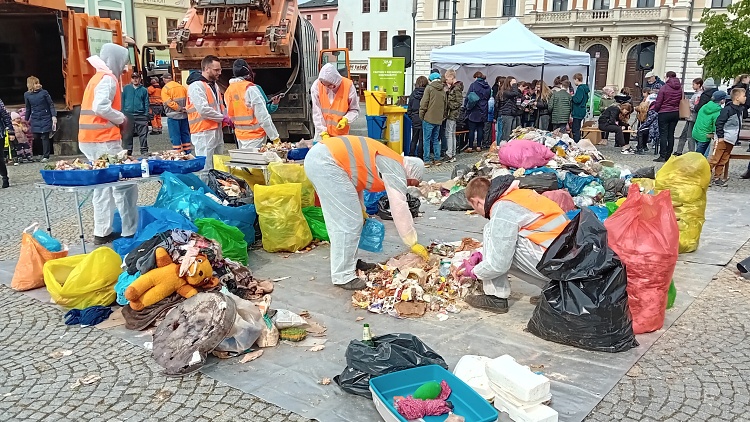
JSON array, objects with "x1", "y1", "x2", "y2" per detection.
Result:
[{"x1": 368, "y1": 57, "x2": 405, "y2": 103}]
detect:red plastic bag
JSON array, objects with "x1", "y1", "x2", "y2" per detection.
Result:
[
  {"x1": 498, "y1": 139, "x2": 555, "y2": 169},
  {"x1": 604, "y1": 184, "x2": 679, "y2": 334},
  {"x1": 542, "y1": 189, "x2": 575, "y2": 212},
  {"x1": 12, "y1": 231, "x2": 69, "y2": 291}
]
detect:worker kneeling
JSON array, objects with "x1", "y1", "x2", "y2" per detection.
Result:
[
  {"x1": 305, "y1": 135, "x2": 427, "y2": 290},
  {"x1": 462, "y1": 175, "x2": 569, "y2": 314}
]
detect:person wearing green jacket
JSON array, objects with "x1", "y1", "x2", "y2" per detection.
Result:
[
  {"x1": 444, "y1": 70, "x2": 463, "y2": 162},
  {"x1": 549, "y1": 81, "x2": 572, "y2": 133},
  {"x1": 570, "y1": 73, "x2": 590, "y2": 142},
  {"x1": 692, "y1": 90, "x2": 726, "y2": 158},
  {"x1": 122, "y1": 73, "x2": 150, "y2": 155}
]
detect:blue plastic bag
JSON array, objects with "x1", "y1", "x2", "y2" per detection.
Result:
[
  {"x1": 586, "y1": 205, "x2": 609, "y2": 223},
  {"x1": 363, "y1": 190, "x2": 387, "y2": 215},
  {"x1": 32, "y1": 230, "x2": 63, "y2": 252},
  {"x1": 113, "y1": 206, "x2": 198, "y2": 257},
  {"x1": 115, "y1": 271, "x2": 140, "y2": 305},
  {"x1": 562, "y1": 173, "x2": 598, "y2": 196},
  {"x1": 359, "y1": 218, "x2": 385, "y2": 253},
  {"x1": 566, "y1": 209, "x2": 581, "y2": 220},
  {"x1": 153, "y1": 172, "x2": 257, "y2": 243}
]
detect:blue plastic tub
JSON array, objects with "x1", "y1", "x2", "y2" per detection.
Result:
[
  {"x1": 40, "y1": 166, "x2": 121, "y2": 186},
  {"x1": 288, "y1": 147, "x2": 309, "y2": 161},
  {"x1": 369, "y1": 365, "x2": 498, "y2": 422},
  {"x1": 116, "y1": 161, "x2": 143, "y2": 178},
  {"x1": 367, "y1": 115, "x2": 387, "y2": 140},
  {"x1": 149, "y1": 156, "x2": 206, "y2": 174}
]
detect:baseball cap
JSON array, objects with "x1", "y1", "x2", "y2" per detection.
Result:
[{"x1": 712, "y1": 90, "x2": 728, "y2": 102}]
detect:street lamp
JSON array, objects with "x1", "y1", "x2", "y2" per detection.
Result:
[{"x1": 451, "y1": 0, "x2": 459, "y2": 45}]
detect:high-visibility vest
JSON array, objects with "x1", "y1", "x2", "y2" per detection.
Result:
[
  {"x1": 318, "y1": 77, "x2": 353, "y2": 136},
  {"x1": 494, "y1": 189, "x2": 568, "y2": 249},
  {"x1": 225, "y1": 80, "x2": 265, "y2": 140},
  {"x1": 186, "y1": 81, "x2": 225, "y2": 134},
  {"x1": 162, "y1": 81, "x2": 187, "y2": 111},
  {"x1": 321, "y1": 135, "x2": 403, "y2": 192},
  {"x1": 79, "y1": 72, "x2": 122, "y2": 143}
]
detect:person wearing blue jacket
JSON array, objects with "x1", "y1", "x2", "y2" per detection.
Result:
[
  {"x1": 122, "y1": 73, "x2": 150, "y2": 155},
  {"x1": 570, "y1": 73, "x2": 590, "y2": 142},
  {"x1": 466, "y1": 71, "x2": 491, "y2": 152}
]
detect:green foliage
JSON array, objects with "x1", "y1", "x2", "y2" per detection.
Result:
[{"x1": 697, "y1": 0, "x2": 750, "y2": 81}]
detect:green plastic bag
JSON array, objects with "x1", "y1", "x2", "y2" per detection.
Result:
[
  {"x1": 302, "y1": 207, "x2": 329, "y2": 241},
  {"x1": 666, "y1": 279, "x2": 676, "y2": 309},
  {"x1": 605, "y1": 201, "x2": 619, "y2": 216},
  {"x1": 196, "y1": 218, "x2": 248, "y2": 265}
]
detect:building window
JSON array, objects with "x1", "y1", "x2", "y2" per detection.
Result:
[
  {"x1": 437, "y1": 0, "x2": 450, "y2": 19},
  {"x1": 69, "y1": 6, "x2": 85, "y2": 13},
  {"x1": 322, "y1": 13, "x2": 328, "y2": 20},
  {"x1": 398, "y1": 30, "x2": 407, "y2": 35},
  {"x1": 592, "y1": 0, "x2": 610, "y2": 9},
  {"x1": 363, "y1": 0, "x2": 370, "y2": 13},
  {"x1": 711, "y1": 0, "x2": 731, "y2": 7},
  {"x1": 167, "y1": 19, "x2": 178, "y2": 32},
  {"x1": 146, "y1": 17, "x2": 159, "y2": 43},
  {"x1": 469, "y1": 0, "x2": 482, "y2": 18},
  {"x1": 322, "y1": 31, "x2": 330, "y2": 49},
  {"x1": 306, "y1": 14, "x2": 312, "y2": 20},
  {"x1": 636, "y1": 0, "x2": 655, "y2": 6},
  {"x1": 552, "y1": 0, "x2": 568, "y2": 11},
  {"x1": 380, "y1": 0, "x2": 388, "y2": 12},
  {"x1": 362, "y1": 31, "x2": 370, "y2": 51},
  {"x1": 379, "y1": 31, "x2": 387, "y2": 50},
  {"x1": 502, "y1": 0, "x2": 516, "y2": 16},
  {"x1": 99, "y1": 9, "x2": 121, "y2": 20},
  {"x1": 346, "y1": 32, "x2": 354, "y2": 50}
]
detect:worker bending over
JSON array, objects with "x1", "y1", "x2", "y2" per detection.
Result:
[
  {"x1": 226, "y1": 59, "x2": 280, "y2": 149},
  {"x1": 305, "y1": 135, "x2": 427, "y2": 290},
  {"x1": 186, "y1": 55, "x2": 227, "y2": 169},
  {"x1": 161, "y1": 73, "x2": 192, "y2": 153},
  {"x1": 78, "y1": 43, "x2": 138, "y2": 245},
  {"x1": 311, "y1": 63, "x2": 359, "y2": 143},
  {"x1": 462, "y1": 175, "x2": 569, "y2": 313}
]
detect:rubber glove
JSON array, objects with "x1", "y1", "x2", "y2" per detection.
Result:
[
  {"x1": 271, "y1": 138, "x2": 281, "y2": 145},
  {"x1": 336, "y1": 117, "x2": 348, "y2": 130},
  {"x1": 320, "y1": 131, "x2": 330, "y2": 139},
  {"x1": 222, "y1": 115, "x2": 233, "y2": 127},
  {"x1": 458, "y1": 251, "x2": 483, "y2": 280},
  {"x1": 411, "y1": 244, "x2": 429, "y2": 261}
]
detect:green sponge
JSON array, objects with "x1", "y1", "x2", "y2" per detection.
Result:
[
  {"x1": 413, "y1": 381, "x2": 442, "y2": 400},
  {"x1": 279, "y1": 327, "x2": 307, "y2": 342}
]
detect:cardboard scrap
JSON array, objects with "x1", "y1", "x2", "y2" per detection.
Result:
[
  {"x1": 320, "y1": 378, "x2": 331, "y2": 385},
  {"x1": 308, "y1": 345, "x2": 325, "y2": 352},
  {"x1": 395, "y1": 301, "x2": 427, "y2": 318},
  {"x1": 69, "y1": 374, "x2": 101, "y2": 389},
  {"x1": 49, "y1": 350, "x2": 72, "y2": 359},
  {"x1": 240, "y1": 350, "x2": 264, "y2": 363}
]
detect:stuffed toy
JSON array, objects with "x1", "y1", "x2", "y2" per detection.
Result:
[{"x1": 124, "y1": 247, "x2": 218, "y2": 311}]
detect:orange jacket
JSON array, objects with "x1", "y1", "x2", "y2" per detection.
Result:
[
  {"x1": 321, "y1": 135, "x2": 403, "y2": 192},
  {"x1": 225, "y1": 80, "x2": 265, "y2": 140},
  {"x1": 148, "y1": 86, "x2": 163, "y2": 105},
  {"x1": 79, "y1": 72, "x2": 122, "y2": 143},
  {"x1": 319, "y1": 78, "x2": 353, "y2": 136},
  {"x1": 186, "y1": 81, "x2": 225, "y2": 134},
  {"x1": 496, "y1": 189, "x2": 568, "y2": 248}
]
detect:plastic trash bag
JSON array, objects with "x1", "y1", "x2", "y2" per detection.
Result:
[
  {"x1": 655, "y1": 152, "x2": 711, "y2": 253},
  {"x1": 603, "y1": 178, "x2": 626, "y2": 202},
  {"x1": 207, "y1": 169, "x2": 253, "y2": 207},
  {"x1": 115, "y1": 271, "x2": 140, "y2": 305},
  {"x1": 216, "y1": 293, "x2": 264, "y2": 354},
  {"x1": 561, "y1": 173, "x2": 597, "y2": 196},
  {"x1": 527, "y1": 208, "x2": 639, "y2": 353},
  {"x1": 359, "y1": 218, "x2": 385, "y2": 253},
  {"x1": 439, "y1": 190, "x2": 473, "y2": 211},
  {"x1": 667, "y1": 280, "x2": 676, "y2": 309},
  {"x1": 632, "y1": 166, "x2": 656, "y2": 179},
  {"x1": 302, "y1": 206, "x2": 329, "y2": 241},
  {"x1": 517, "y1": 173, "x2": 558, "y2": 193},
  {"x1": 631, "y1": 178, "x2": 655, "y2": 193},
  {"x1": 363, "y1": 190, "x2": 387, "y2": 215},
  {"x1": 541, "y1": 189, "x2": 575, "y2": 212},
  {"x1": 113, "y1": 206, "x2": 198, "y2": 257},
  {"x1": 196, "y1": 218, "x2": 248, "y2": 265},
  {"x1": 32, "y1": 229, "x2": 62, "y2": 252},
  {"x1": 378, "y1": 194, "x2": 421, "y2": 219},
  {"x1": 599, "y1": 165, "x2": 621, "y2": 180},
  {"x1": 586, "y1": 205, "x2": 609, "y2": 222},
  {"x1": 580, "y1": 182, "x2": 605, "y2": 199},
  {"x1": 154, "y1": 172, "x2": 257, "y2": 243},
  {"x1": 604, "y1": 185, "x2": 679, "y2": 334},
  {"x1": 605, "y1": 201, "x2": 620, "y2": 216},
  {"x1": 44, "y1": 247, "x2": 122, "y2": 309},
  {"x1": 268, "y1": 162, "x2": 316, "y2": 208},
  {"x1": 254, "y1": 183, "x2": 312, "y2": 253},
  {"x1": 498, "y1": 139, "x2": 555, "y2": 169},
  {"x1": 12, "y1": 227, "x2": 69, "y2": 291},
  {"x1": 333, "y1": 333, "x2": 449, "y2": 398}
]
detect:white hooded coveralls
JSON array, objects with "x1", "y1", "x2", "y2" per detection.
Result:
[
  {"x1": 228, "y1": 77, "x2": 280, "y2": 149},
  {"x1": 187, "y1": 78, "x2": 225, "y2": 169},
  {"x1": 311, "y1": 63, "x2": 360, "y2": 143}
]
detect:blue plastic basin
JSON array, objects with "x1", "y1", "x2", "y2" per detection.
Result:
[{"x1": 40, "y1": 166, "x2": 121, "y2": 186}]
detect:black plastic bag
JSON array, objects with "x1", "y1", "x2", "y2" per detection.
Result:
[
  {"x1": 439, "y1": 190, "x2": 473, "y2": 211},
  {"x1": 527, "y1": 208, "x2": 639, "y2": 353},
  {"x1": 603, "y1": 178, "x2": 626, "y2": 202},
  {"x1": 632, "y1": 166, "x2": 655, "y2": 179},
  {"x1": 333, "y1": 333, "x2": 448, "y2": 398},
  {"x1": 518, "y1": 173, "x2": 558, "y2": 193},
  {"x1": 377, "y1": 194, "x2": 421, "y2": 220},
  {"x1": 452, "y1": 164, "x2": 471, "y2": 179},
  {"x1": 206, "y1": 169, "x2": 253, "y2": 207}
]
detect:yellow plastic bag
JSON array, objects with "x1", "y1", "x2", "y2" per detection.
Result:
[
  {"x1": 255, "y1": 183, "x2": 312, "y2": 253},
  {"x1": 268, "y1": 162, "x2": 315, "y2": 208},
  {"x1": 44, "y1": 247, "x2": 123, "y2": 309},
  {"x1": 655, "y1": 152, "x2": 711, "y2": 253},
  {"x1": 630, "y1": 178, "x2": 655, "y2": 194},
  {"x1": 12, "y1": 231, "x2": 68, "y2": 291},
  {"x1": 214, "y1": 154, "x2": 267, "y2": 190}
]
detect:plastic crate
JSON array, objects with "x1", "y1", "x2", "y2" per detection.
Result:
[
  {"x1": 116, "y1": 162, "x2": 143, "y2": 178},
  {"x1": 149, "y1": 156, "x2": 206, "y2": 174},
  {"x1": 40, "y1": 166, "x2": 121, "y2": 186},
  {"x1": 369, "y1": 365, "x2": 499, "y2": 422}
]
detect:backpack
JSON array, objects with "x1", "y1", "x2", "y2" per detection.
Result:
[{"x1": 465, "y1": 91, "x2": 480, "y2": 110}]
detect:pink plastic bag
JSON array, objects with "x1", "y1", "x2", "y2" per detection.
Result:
[
  {"x1": 498, "y1": 139, "x2": 555, "y2": 169},
  {"x1": 542, "y1": 189, "x2": 575, "y2": 212},
  {"x1": 604, "y1": 184, "x2": 679, "y2": 334}
]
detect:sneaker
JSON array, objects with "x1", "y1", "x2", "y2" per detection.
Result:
[
  {"x1": 672, "y1": 152, "x2": 683, "y2": 157},
  {"x1": 719, "y1": 179, "x2": 729, "y2": 187},
  {"x1": 621, "y1": 149, "x2": 634, "y2": 155},
  {"x1": 447, "y1": 156, "x2": 456, "y2": 163},
  {"x1": 465, "y1": 294, "x2": 509, "y2": 314},
  {"x1": 337, "y1": 277, "x2": 367, "y2": 291},
  {"x1": 711, "y1": 178, "x2": 722, "y2": 187},
  {"x1": 1, "y1": 178, "x2": 8, "y2": 189},
  {"x1": 40, "y1": 157, "x2": 49, "y2": 163},
  {"x1": 643, "y1": 147, "x2": 649, "y2": 152},
  {"x1": 93, "y1": 232, "x2": 121, "y2": 245},
  {"x1": 435, "y1": 161, "x2": 442, "y2": 166},
  {"x1": 465, "y1": 147, "x2": 474, "y2": 153},
  {"x1": 741, "y1": 172, "x2": 750, "y2": 180},
  {"x1": 635, "y1": 149, "x2": 647, "y2": 155},
  {"x1": 653, "y1": 157, "x2": 667, "y2": 163},
  {"x1": 356, "y1": 259, "x2": 378, "y2": 272},
  {"x1": 424, "y1": 163, "x2": 431, "y2": 169}
]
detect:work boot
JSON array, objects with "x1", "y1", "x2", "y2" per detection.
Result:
[
  {"x1": 93, "y1": 232, "x2": 122, "y2": 245},
  {"x1": 1, "y1": 177, "x2": 9, "y2": 189},
  {"x1": 465, "y1": 294, "x2": 509, "y2": 314},
  {"x1": 356, "y1": 259, "x2": 378, "y2": 272},
  {"x1": 337, "y1": 277, "x2": 367, "y2": 291},
  {"x1": 740, "y1": 171, "x2": 750, "y2": 180}
]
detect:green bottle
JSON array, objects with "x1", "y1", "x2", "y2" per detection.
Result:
[{"x1": 362, "y1": 323, "x2": 375, "y2": 347}]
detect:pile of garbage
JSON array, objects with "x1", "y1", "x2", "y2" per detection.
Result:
[
  {"x1": 147, "y1": 150, "x2": 197, "y2": 161},
  {"x1": 45, "y1": 158, "x2": 111, "y2": 170}
]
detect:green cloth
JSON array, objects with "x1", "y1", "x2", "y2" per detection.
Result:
[
  {"x1": 302, "y1": 207, "x2": 329, "y2": 241},
  {"x1": 692, "y1": 100, "x2": 722, "y2": 143},
  {"x1": 599, "y1": 97, "x2": 615, "y2": 113},
  {"x1": 571, "y1": 83, "x2": 590, "y2": 119},
  {"x1": 257, "y1": 85, "x2": 278, "y2": 114},
  {"x1": 195, "y1": 218, "x2": 249, "y2": 265},
  {"x1": 550, "y1": 89, "x2": 572, "y2": 124},
  {"x1": 122, "y1": 84, "x2": 150, "y2": 116},
  {"x1": 446, "y1": 82, "x2": 464, "y2": 121}
]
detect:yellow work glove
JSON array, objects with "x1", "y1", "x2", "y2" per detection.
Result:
[
  {"x1": 271, "y1": 138, "x2": 281, "y2": 145},
  {"x1": 336, "y1": 117, "x2": 348, "y2": 130},
  {"x1": 320, "y1": 131, "x2": 330, "y2": 139},
  {"x1": 411, "y1": 244, "x2": 429, "y2": 261}
]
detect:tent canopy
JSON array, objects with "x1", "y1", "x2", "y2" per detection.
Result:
[{"x1": 430, "y1": 18, "x2": 590, "y2": 67}]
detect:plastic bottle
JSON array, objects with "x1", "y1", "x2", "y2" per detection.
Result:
[
  {"x1": 439, "y1": 259, "x2": 451, "y2": 278},
  {"x1": 362, "y1": 323, "x2": 374, "y2": 347},
  {"x1": 140, "y1": 159, "x2": 150, "y2": 177}
]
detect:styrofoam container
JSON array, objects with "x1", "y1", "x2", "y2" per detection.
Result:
[
  {"x1": 369, "y1": 365, "x2": 499, "y2": 422},
  {"x1": 493, "y1": 391, "x2": 558, "y2": 422},
  {"x1": 490, "y1": 382, "x2": 552, "y2": 410},
  {"x1": 485, "y1": 355, "x2": 550, "y2": 403},
  {"x1": 453, "y1": 355, "x2": 495, "y2": 401}
]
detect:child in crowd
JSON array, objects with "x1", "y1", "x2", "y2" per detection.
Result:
[
  {"x1": 692, "y1": 90, "x2": 726, "y2": 158},
  {"x1": 549, "y1": 81, "x2": 572, "y2": 133},
  {"x1": 635, "y1": 99, "x2": 659, "y2": 155},
  {"x1": 10, "y1": 112, "x2": 33, "y2": 164},
  {"x1": 709, "y1": 88, "x2": 746, "y2": 187}
]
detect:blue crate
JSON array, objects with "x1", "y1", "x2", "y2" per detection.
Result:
[
  {"x1": 288, "y1": 147, "x2": 309, "y2": 161},
  {"x1": 369, "y1": 365, "x2": 498, "y2": 422},
  {"x1": 40, "y1": 166, "x2": 121, "y2": 186},
  {"x1": 116, "y1": 161, "x2": 143, "y2": 178},
  {"x1": 149, "y1": 156, "x2": 206, "y2": 174}
]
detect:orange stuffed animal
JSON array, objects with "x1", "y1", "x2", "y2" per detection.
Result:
[{"x1": 124, "y1": 247, "x2": 218, "y2": 311}]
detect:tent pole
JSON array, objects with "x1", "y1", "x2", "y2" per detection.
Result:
[
  {"x1": 586, "y1": 64, "x2": 593, "y2": 119},
  {"x1": 540, "y1": 64, "x2": 545, "y2": 85}
]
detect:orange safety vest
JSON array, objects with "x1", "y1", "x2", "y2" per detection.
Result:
[
  {"x1": 186, "y1": 81, "x2": 225, "y2": 134},
  {"x1": 318, "y1": 77, "x2": 353, "y2": 136},
  {"x1": 495, "y1": 189, "x2": 568, "y2": 248},
  {"x1": 225, "y1": 80, "x2": 266, "y2": 140},
  {"x1": 162, "y1": 81, "x2": 188, "y2": 112},
  {"x1": 321, "y1": 135, "x2": 404, "y2": 192},
  {"x1": 78, "y1": 72, "x2": 122, "y2": 143}
]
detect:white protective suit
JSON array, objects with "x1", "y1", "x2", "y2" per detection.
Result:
[
  {"x1": 310, "y1": 63, "x2": 360, "y2": 143},
  {"x1": 187, "y1": 77, "x2": 225, "y2": 169},
  {"x1": 304, "y1": 142, "x2": 424, "y2": 285},
  {"x1": 229, "y1": 77, "x2": 280, "y2": 149},
  {"x1": 473, "y1": 183, "x2": 552, "y2": 299},
  {"x1": 79, "y1": 43, "x2": 138, "y2": 238}
]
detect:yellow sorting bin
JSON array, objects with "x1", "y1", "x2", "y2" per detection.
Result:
[
  {"x1": 383, "y1": 105, "x2": 406, "y2": 154},
  {"x1": 365, "y1": 90, "x2": 387, "y2": 115}
]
